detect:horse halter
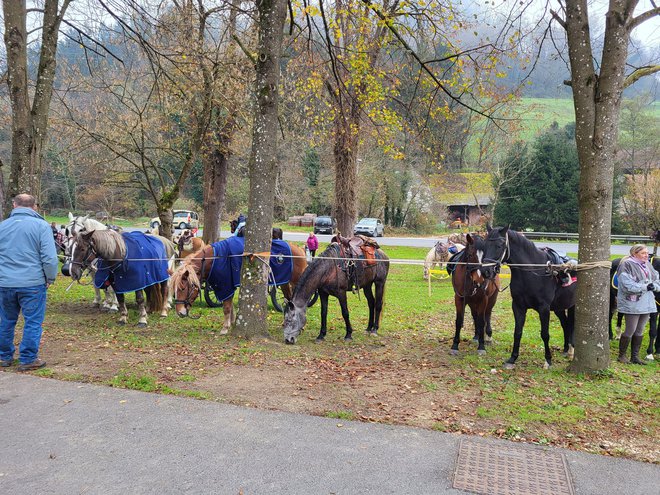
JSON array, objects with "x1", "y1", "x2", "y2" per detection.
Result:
[
  {"x1": 483, "y1": 231, "x2": 509, "y2": 275},
  {"x1": 174, "y1": 255, "x2": 206, "y2": 312}
]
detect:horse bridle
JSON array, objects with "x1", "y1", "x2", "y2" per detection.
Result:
[
  {"x1": 174, "y1": 254, "x2": 207, "y2": 311},
  {"x1": 482, "y1": 230, "x2": 509, "y2": 276}
]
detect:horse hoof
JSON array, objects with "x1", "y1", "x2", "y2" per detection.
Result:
[
  {"x1": 219, "y1": 329, "x2": 228, "y2": 335},
  {"x1": 117, "y1": 321, "x2": 126, "y2": 326},
  {"x1": 344, "y1": 336, "x2": 353, "y2": 342},
  {"x1": 315, "y1": 338, "x2": 324, "y2": 343},
  {"x1": 543, "y1": 361, "x2": 551, "y2": 370},
  {"x1": 285, "y1": 337, "x2": 296, "y2": 345},
  {"x1": 472, "y1": 338, "x2": 479, "y2": 344},
  {"x1": 449, "y1": 349, "x2": 459, "y2": 356},
  {"x1": 109, "y1": 308, "x2": 119, "y2": 313},
  {"x1": 503, "y1": 362, "x2": 515, "y2": 370},
  {"x1": 367, "y1": 331, "x2": 378, "y2": 337},
  {"x1": 160, "y1": 314, "x2": 168, "y2": 318},
  {"x1": 136, "y1": 322, "x2": 147, "y2": 328},
  {"x1": 477, "y1": 350, "x2": 486, "y2": 356}
]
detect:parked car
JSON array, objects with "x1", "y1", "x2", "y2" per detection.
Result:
[
  {"x1": 354, "y1": 217, "x2": 384, "y2": 237},
  {"x1": 313, "y1": 216, "x2": 337, "y2": 235},
  {"x1": 150, "y1": 210, "x2": 200, "y2": 230}
]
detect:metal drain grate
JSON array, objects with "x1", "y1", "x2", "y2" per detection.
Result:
[{"x1": 453, "y1": 439, "x2": 574, "y2": 495}]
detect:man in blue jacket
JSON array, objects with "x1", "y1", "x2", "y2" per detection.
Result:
[{"x1": 0, "y1": 194, "x2": 59, "y2": 371}]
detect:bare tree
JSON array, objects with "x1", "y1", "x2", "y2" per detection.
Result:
[
  {"x1": 2, "y1": 0, "x2": 71, "y2": 215},
  {"x1": 233, "y1": 0, "x2": 288, "y2": 339},
  {"x1": 551, "y1": 0, "x2": 660, "y2": 372}
]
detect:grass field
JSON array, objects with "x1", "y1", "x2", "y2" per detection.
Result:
[{"x1": 5, "y1": 242, "x2": 657, "y2": 463}]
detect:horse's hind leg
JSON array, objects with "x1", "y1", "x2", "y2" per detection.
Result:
[
  {"x1": 93, "y1": 287, "x2": 102, "y2": 308},
  {"x1": 363, "y1": 284, "x2": 377, "y2": 334},
  {"x1": 136, "y1": 289, "x2": 147, "y2": 327},
  {"x1": 616, "y1": 312, "x2": 624, "y2": 340},
  {"x1": 470, "y1": 305, "x2": 487, "y2": 355},
  {"x1": 646, "y1": 311, "x2": 658, "y2": 359},
  {"x1": 450, "y1": 296, "x2": 465, "y2": 355},
  {"x1": 105, "y1": 286, "x2": 118, "y2": 312},
  {"x1": 505, "y1": 302, "x2": 528, "y2": 369},
  {"x1": 160, "y1": 282, "x2": 168, "y2": 318},
  {"x1": 221, "y1": 298, "x2": 233, "y2": 335},
  {"x1": 553, "y1": 309, "x2": 572, "y2": 357},
  {"x1": 316, "y1": 292, "x2": 330, "y2": 342}
]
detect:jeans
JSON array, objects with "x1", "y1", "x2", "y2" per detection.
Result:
[{"x1": 0, "y1": 285, "x2": 47, "y2": 364}]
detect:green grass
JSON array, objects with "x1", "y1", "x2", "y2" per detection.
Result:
[{"x1": 325, "y1": 410, "x2": 355, "y2": 420}]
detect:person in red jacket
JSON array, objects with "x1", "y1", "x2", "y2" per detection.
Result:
[{"x1": 306, "y1": 232, "x2": 319, "y2": 257}]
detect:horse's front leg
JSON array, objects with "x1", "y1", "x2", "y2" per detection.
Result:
[
  {"x1": 505, "y1": 301, "x2": 528, "y2": 369},
  {"x1": 220, "y1": 298, "x2": 234, "y2": 335},
  {"x1": 538, "y1": 308, "x2": 552, "y2": 369},
  {"x1": 135, "y1": 289, "x2": 147, "y2": 327},
  {"x1": 336, "y1": 291, "x2": 354, "y2": 341},
  {"x1": 450, "y1": 295, "x2": 465, "y2": 355},
  {"x1": 316, "y1": 292, "x2": 330, "y2": 342},
  {"x1": 373, "y1": 280, "x2": 386, "y2": 334},
  {"x1": 93, "y1": 287, "x2": 102, "y2": 308},
  {"x1": 117, "y1": 293, "x2": 128, "y2": 325},
  {"x1": 105, "y1": 286, "x2": 118, "y2": 312},
  {"x1": 471, "y1": 306, "x2": 487, "y2": 355},
  {"x1": 363, "y1": 284, "x2": 377, "y2": 334},
  {"x1": 647, "y1": 311, "x2": 658, "y2": 358}
]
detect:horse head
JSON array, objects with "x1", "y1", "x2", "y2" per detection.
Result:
[
  {"x1": 171, "y1": 263, "x2": 201, "y2": 317},
  {"x1": 283, "y1": 300, "x2": 307, "y2": 344},
  {"x1": 465, "y1": 234, "x2": 488, "y2": 288},
  {"x1": 69, "y1": 231, "x2": 97, "y2": 281},
  {"x1": 434, "y1": 241, "x2": 448, "y2": 257},
  {"x1": 481, "y1": 225, "x2": 509, "y2": 280}
]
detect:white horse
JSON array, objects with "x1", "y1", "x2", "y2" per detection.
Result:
[
  {"x1": 66, "y1": 213, "x2": 119, "y2": 312},
  {"x1": 423, "y1": 241, "x2": 465, "y2": 279}
]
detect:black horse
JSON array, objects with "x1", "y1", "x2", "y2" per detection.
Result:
[
  {"x1": 481, "y1": 226, "x2": 576, "y2": 369},
  {"x1": 609, "y1": 257, "x2": 660, "y2": 356},
  {"x1": 282, "y1": 241, "x2": 390, "y2": 344}
]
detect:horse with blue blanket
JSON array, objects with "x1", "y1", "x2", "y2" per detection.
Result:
[
  {"x1": 170, "y1": 236, "x2": 307, "y2": 334},
  {"x1": 69, "y1": 230, "x2": 176, "y2": 327}
]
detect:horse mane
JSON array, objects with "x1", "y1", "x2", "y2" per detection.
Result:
[
  {"x1": 506, "y1": 229, "x2": 546, "y2": 261},
  {"x1": 170, "y1": 262, "x2": 201, "y2": 294},
  {"x1": 90, "y1": 230, "x2": 126, "y2": 260}
]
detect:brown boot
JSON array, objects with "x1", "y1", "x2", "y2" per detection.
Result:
[
  {"x1": 618, "y1": 336, "x2": 630, "y2": 363},
  {"x1": 630, "y1": 335, "x2": 647, "y2": 365}
]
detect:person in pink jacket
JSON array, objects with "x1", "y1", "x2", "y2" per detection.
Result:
[{"x1": 306, "y1": 232, "x2": 319, "y2": 257}]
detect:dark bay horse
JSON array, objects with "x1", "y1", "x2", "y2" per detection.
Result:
[
  {"x1": 283, "y1": 242, "x2": 390, "y2": 344},
  {"x1": 69, "y1": 230, "x2": 174, "y2": 327},
  {"x1": 481, "y1": 226, "x2": 576, "y2": 369},
  {"x1": 450, "y1": 234, "x2": 500, "y2": 355},
  {"x1": 170, "y1": 239, "x2": 307, "y2": 334}
]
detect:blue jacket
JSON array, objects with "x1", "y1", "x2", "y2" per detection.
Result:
[{"x1": 0, "y1": 207, "x2": 59, "y2": 287}]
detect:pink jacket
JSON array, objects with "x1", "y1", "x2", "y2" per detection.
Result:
[{"x1": 306, "y1": 235, "x2": 319, "y2": 251}]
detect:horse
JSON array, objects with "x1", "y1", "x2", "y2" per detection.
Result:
[
  {"x1": 480, "y1": 226, "x2": 576, "y2": 369},
  {"x1": 423, "y1": 241, "x2": 465, "y2": 279},
  {"x1": 170, "y1": 238, "x2": 307, "y2": 334},
  {"x1": 282, "y1": 241, "x2": 390, "y2": 344},
  {"x1": 449, "y1": 234, "x2": 500, "y2": 355},
  {"x1": 69, "y1": 230, "x2": 175, "y2": 327},
  {"x1": 65, "y1": 213, "x2": 119, "y2": 312},
  {"x1": 609, "y1": 256, "x2": 660, "y2": 358},
  {"x1": 174, "y1": 230, "x2": 206, "y2": 260}
]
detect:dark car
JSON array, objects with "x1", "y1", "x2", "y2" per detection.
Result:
[{"x1": 313, "y1": 216, "x2": 337, "y2": 235}]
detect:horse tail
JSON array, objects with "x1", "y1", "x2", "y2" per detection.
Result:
[{"x1": 146, "y1": 283, "x2": 165, "y2": 314}]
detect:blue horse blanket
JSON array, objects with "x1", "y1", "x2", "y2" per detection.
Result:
[
  {"x1": 94, "y1": 232, "x2": 169, "y2": 294},
  {"x1": 206, "y1": 236, "x2": 293, "y2": 302}
]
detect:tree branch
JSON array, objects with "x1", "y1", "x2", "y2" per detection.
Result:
[{"x1": 624, "y1": 65, "x2": 660, "y2": 88}]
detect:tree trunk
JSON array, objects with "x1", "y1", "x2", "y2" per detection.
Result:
[
  {"x1": 233, "y1": 0, "x2": 287, "y2": 339},
  {"x1": 333, "y1": 102, "x2": 360, "y2": 236},
  {"x1": 2, "y1": 0, "x2": 68, "y2": 213},
  {"x1": 564, "y1": 0, "x2": 634, "y2": 372},
  {"x1": 202, "y1": 114, "x2": 234, "y2": 244}
]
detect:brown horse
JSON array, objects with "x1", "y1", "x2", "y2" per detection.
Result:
[
  {"x1": 175, "y1": 231, "x2": 206, "y2": 260},
  {"x1": 282, "y1": 241, "x2": 390, "y2": 344},
  {"x1": 450, "y1": 234, "x2": 500, "y2": 355},
  {"x1": 170, "y1": 240, "x2": 307, "y2": 334}
]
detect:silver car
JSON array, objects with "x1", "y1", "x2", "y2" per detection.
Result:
[{"x1": 354, "y1": 217, "x2": 384, "y2": 237}]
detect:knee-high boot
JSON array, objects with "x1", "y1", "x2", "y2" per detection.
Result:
[
  {"x1": 630, "y1": 335, "x2": 647, "y2": 365},
  {"x1": 618, "y1": 335, "x2": 630, "y2": 364}
]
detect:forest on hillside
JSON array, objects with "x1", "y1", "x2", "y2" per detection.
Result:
[{"x1": 0, "y1": 0, "x2": 657, "y2": 235}]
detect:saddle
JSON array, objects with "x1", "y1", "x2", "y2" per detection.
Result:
[
  {"x1": 541, "y1": 247, "x2": 577, "y2": 286},
  {"x1": 333, "y1": 234, "x2": 380, "y2": 265}
]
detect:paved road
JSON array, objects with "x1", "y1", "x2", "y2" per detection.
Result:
[
  {"x1": 1, "y1": 373, "x2": 658, "y2": 494},
  {"x1": 138, "y1": 228, "x2": 637, "y2": 257}
]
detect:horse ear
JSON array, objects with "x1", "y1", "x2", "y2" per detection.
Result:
[
  {"x1": 466, "y1": 233, "x2": 474, "y2": 244},
  {"x1": 82, "y1": 230, "x2": 94, "y2": 241},
  {"x1": 82, "y1": 215, "x2": 89, "y2": 222},
  {"x1": 486, "y1": 224, "x2": 492, "y2": 233},
  {"x1": 502, "y1": 225, "x2": 510, "y2": 234},
  {"x1": 68, "y1": 212, "x2": 74, "y2": 221}
]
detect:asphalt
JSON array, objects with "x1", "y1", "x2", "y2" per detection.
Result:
[{"x1": 1, "y1": 373, "x2": 658, "y2": 494}]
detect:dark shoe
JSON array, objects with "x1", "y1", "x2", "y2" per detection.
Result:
[
  {"x1": 630, "y1": 335, "x2": 647, "y2": 365},
  {"x1": 618, "y1": 336, "x2": 631, "y2": 364},
  {"x1": 17, "y1": 359, "x2": 46, "y2": 372},
  {"x1": 0, "y1": 359, "x2": 12, "y2": 368}
]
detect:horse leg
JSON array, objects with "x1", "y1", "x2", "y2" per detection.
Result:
[
  {"x1": 566, "y1": 306, "x2": 575, "y2": 360},
  {"x1": 616, "y1": 312, "x2": 624, "y2": 340},
  {"x1": 504, "y1": 301, "x2": 528, "y2": 369},
  {"x1": 363, "y1": 284, "x2": 376, "y2": 334},
  {"x1": 220, "y1": 298, "x2": 233, "y2": 335},
  {"x1": 93, "y1": 287, "x2": 102, "y2": 308},
  {"x1": 117, "y1": 293, "x2": 128, "y2": 325},
  {"x1": 372, "y1": 280, "x2": 386, "y2": 334},
  {"x1": 336, "y1": 291, "x2": 354, "y2": 341},
  {"x1": 450, "y1": 295, "x2": 465, "y2": 355},
  {"x1": 316, "y1": 292, "x2": 330, "y2": 342},
  {"x1": 646, "y1": 311, "x2": 658, "y2": 359},
  {"x1": 470, "y1": 305, "x2": 486, "y2": 355},
  {"x1": 539, "y1": 308, "x2": 553, "y2": 369},
  {"x1": 160, "y1": 282, "x2": 168, "y2": 318},
  {"x1": 136, "y1": 289, "x2": 147, "y2": 327},
  {"x1": 105, "y1": 286, "x2": 118, "y2": 312},
  {"x1": 553, "y1": 309, "x2": 571, "y2": 356}
]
